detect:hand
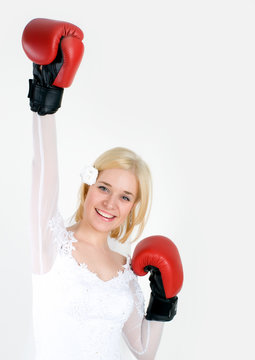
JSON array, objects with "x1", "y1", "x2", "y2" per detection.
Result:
[
  {"x1": 22, "y1": 18, "x2": 84, "y2": 115},
  {"x1": 132, "y1": 235, "x2": 183, "y2": 321}
]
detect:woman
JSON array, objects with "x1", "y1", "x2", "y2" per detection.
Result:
[{"x1": 23, "y1": 18, "x2": 182, "y2": 360}]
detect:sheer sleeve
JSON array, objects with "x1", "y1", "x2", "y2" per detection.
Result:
[
  {"x1": 122, "y1": 276, "x2": 164, "y2": 359},
  {"x1": 30, "y1": 112, "x2": 59, "y2": 274}
]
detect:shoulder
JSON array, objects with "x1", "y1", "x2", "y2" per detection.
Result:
[
  {"x1": 66, "y1": 222, "x2": 79, "y2": 232},
  {"x1": 111, "y1": 251, "x2": 128, "y2": 266},
  {"x1": 48, "y1": 211, "x2": 66, "y2": 235}
]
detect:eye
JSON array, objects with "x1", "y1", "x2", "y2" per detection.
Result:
[
  {"x1": 98, "y1": 185, "x2": 109, "y2": 192},
  {"x1": 122, "y1": 195, "x2": 130, "y2": 202}
]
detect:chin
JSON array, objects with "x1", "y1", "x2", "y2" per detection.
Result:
[{"x1": 92, "y1": 219, "x2": 124, "y2": 235}]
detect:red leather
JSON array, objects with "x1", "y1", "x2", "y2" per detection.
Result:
[
  {"x1": 22, "y1": 18, "x2": 84, "y2": 87},
  {"x1": 131, "y1": 235, "x2": 184, "y2": 299}
]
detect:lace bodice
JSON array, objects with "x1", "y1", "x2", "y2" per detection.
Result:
[
  {"x1": 30, "y1": 113, "x2": 164, "y2": 359},
  {"x1": 33, "y1": 211, "x2": 145, "y2": 360}
]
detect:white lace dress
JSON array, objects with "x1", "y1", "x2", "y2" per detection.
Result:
[{"x1": 30, "y1": 113, "x2": 164, "y2": 360}]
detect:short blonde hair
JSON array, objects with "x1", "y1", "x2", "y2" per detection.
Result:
[{"x1": 74, "y1": 147, "x2": 152, "y2": 243}]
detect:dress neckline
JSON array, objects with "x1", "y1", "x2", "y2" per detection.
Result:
[{"x1": 66, "y1": 229, "x2": 131, "y2": 283}]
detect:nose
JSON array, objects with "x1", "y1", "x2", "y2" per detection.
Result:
[{"x1": 103, "y1": 194, "x2": 116, "y2": 210}]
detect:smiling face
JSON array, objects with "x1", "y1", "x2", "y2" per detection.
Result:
[{"x1": 82, "y1": 168, "x2": 138, "y2": 235}]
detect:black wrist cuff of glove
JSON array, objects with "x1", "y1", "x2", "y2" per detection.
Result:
[
  {"x1": 28, "y1": 79, "x2": 64, "y2": 115},
  {"x1": 145, "y1": 293, "x2": 178, "y2": 322}
]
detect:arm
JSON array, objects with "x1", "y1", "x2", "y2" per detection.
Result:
[
  {"x1": 122, "y1": 277, "x2": 164, "y2": 360},
  {"x1": 23, "y1": 19, "x2": 84, "y2": 273},
  {"x1": 30, "y1": 113, "x2": 59, "y2": 274},
  {"x1": 123, "y1": 236, "x2": 183, "y2": 358}
]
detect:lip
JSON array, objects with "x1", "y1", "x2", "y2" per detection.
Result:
[{"x1": 95, "y1": 208, "x2": 116, "y2": 222}]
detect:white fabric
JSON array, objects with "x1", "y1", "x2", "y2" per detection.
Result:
[{"x1": 30, "y1": 113, "x2": 164, "y2": 359}]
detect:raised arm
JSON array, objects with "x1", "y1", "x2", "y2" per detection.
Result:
[
  {"x1": 30, "y1": 113, "x2": 59, "y2": 274},
  {"x1": 22, "y1": 18, "x2": 84, "y2": 273}
]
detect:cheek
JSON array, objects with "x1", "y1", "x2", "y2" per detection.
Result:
[
  {"x1": 120, "y1": 203, "x2": 135, "y2": 220},
  {"x1": 83, "y1": 188, "x2": 98, "y2": 211}
]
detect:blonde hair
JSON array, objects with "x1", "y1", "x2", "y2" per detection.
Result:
[{"x1": 74, "y1": 147, "x2": 152, "y2": 243}]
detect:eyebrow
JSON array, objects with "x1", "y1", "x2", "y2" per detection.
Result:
[{"x1": 98, "y1": 181, "x2": 134, "y2": 197}]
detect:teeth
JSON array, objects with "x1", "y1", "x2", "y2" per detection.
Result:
[{"x1": 96, "y1": 209, "x2": 115, "y2": 219}]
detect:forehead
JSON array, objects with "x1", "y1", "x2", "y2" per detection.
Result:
[{"x1": 97, "y1": 169, "x2": 138, "y2": 194}]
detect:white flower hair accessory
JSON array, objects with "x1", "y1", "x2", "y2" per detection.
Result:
[{"x1": 80, "y1": 165, "x2": 98, "y2": 185}]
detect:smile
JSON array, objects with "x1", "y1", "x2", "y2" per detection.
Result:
[{"x1": 95, "y1": 208, "x2": 116, "y2": 220}]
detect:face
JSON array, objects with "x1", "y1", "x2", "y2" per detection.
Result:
[{"x1": 82, "y1": 168, "x2": 138, "y2": 235}]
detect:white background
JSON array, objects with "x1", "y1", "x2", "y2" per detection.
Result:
[{"x1": 0, "y1": 1, "x2": 254, "y2": 359}]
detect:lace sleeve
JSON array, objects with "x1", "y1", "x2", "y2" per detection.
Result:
[
  {"x1": 122, "y1": 276, "x2": 164, "y2": 359},
  {"x1": 30, "y1": 113, "x2": 59, "y2": 274}
]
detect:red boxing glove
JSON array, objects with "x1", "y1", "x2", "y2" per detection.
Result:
[
  {"x1": 132, "y1": 235, "x2": 184, "y2": 321},
  {"x1": 22, "y1": 18, "x2": 84, "y2": 115}
]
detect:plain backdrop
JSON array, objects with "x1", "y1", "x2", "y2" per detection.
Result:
[{"x1": 0, "y1": 1, "x2": 254, "y2": 359}]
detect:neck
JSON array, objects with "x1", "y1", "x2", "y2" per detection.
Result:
[{"x1": 73, "y1": 219, "x2": 110, "y2": 251}]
